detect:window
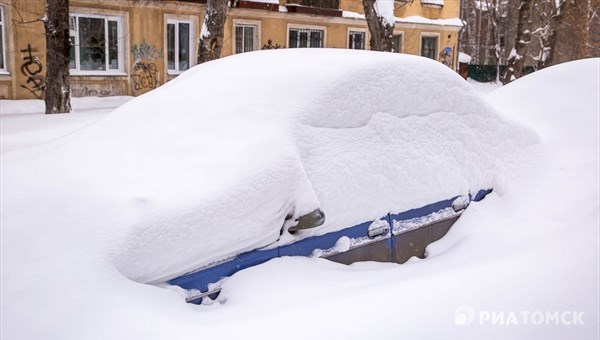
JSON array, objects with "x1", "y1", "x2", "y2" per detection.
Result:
[
  {"x1": 348, "y1": 30, "x2": 365, "y2": 50},
  {"x1": 167, "y1": 20, "x2": 192, "y2": 73},
  {"x1": 392, "y1": 33, "x2": 403, "y2": 53},
  {"x1": 69, "y1": 13, "x2": 124, "y2": 74},
  {"x1": 289, "y1": 28, "x2": 324, "y2": 48},
  {"x1": 0, "y1": 6, "x2": 6, "y2": 72},
  {"x1": 421, "y1": 35, "x2": 438, "y2": 60},
  {"x1": 235, "y1": 24, "x2": 258, "y2": 54}
]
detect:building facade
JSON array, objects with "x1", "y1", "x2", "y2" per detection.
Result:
[{"x1": 0, "y1": 0, "x2": 463, "y2": 100}]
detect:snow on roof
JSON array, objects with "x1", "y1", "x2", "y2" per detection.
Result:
[
  {"x1": 421, "y1": 0, "x2": 444, "y2": 6},
  {"x1": 342, "y1": 10, "x2": 365, "y2": 19},
  {"x1": 459, "y1": 52, "x2": 472, "y2": 63},
  {"x1": 1, "y1": 49, "x2": 534, "y2": 286},
  {"x1": 398, "y1": 16, "x2": 464, "y2": 27},
  {"x1": 341, "y1": 11, "x2": 463, "y2": 28}
]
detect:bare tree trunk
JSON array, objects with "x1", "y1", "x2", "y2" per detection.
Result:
[
  {"x1": 537, "y1": 0, "x2": 566, "y2": 69},
  {"x1": 44, "y1": 0, "x2": 71, "y2": 114},
  {"x1": 504, "y1": 0, "x2": 534, "y2": 84},
  {"x1": 363, "y1": 0, "x2": 394, "y2": 52},
  {"x1": 198, "y1": 0, "x2": 227, "y2": 63},
  {"x1": 484, "y1": 0, "x2": 502, "y2": 81},
  {"x1": 566, "y1": 0, "x2": 591, "y2": 60},
  {"x1": 460, "y1": 0, "x2": 479, "y2": 60}
]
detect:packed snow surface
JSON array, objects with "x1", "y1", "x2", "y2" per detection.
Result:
[{"x1": 1, "y1": 52, "x2": 598, "y2": 340}]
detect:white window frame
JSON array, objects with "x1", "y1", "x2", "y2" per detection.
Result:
[
  {"x1": 0, "y1": 6, "x2": 8, "y2": 74},
  {"x1": 233, "y1": 19, "x2": 260, "y2": 54},
  {"x1": 420, "y1": 32, "x2": 440, "y2": 60},
  {"x1": 287, "y1": 24, "x2": 326, "y2": 48},
  {"x1": 69, "y1": 13, "x2": 125, "y2": 76},
  {"x1": 166, "y1": 19, "x2": 194, "y2": 75},
  {"x1": 392, "y1": 31, "x2": 404, "y2": 53},
  {"x1": 347, "y1": 28, "x2": 367, "y2": 50}
]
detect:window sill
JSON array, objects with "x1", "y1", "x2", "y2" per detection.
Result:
[
  {"x1": 0, "y1": 70, "x2": 10, "y2": 76},
  {"x1": 70, "y1": 71, "x2": 128, "y2": 77},
  {"x1": 167, "y1": 71, "x2": 185, "y2": 76}
]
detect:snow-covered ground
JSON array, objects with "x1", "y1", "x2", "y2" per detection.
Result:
[
  {"x1": 0, "y1": 96, "x2": 132, "y2": 153},
  {"x1": 468, "y1": 78, "x2": 503, "y2": 93},
  {"x1": 1, "y1": 53, "x2": 598, "y2": 339}
]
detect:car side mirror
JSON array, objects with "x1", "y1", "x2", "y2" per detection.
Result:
[{"x1": 288, "y1": 209, "x2": 326, "y2": 233}]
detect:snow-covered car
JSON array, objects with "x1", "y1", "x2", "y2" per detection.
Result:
[
  {"x1": 2, "y1": 49, "x2": 532, "y2": 305},
  {"x1": 106, "y1": 49, "x2": 524, "y2": 303}
]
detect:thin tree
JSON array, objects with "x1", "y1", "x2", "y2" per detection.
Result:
[
  {"x1": 363, "y1": 0, "x2": 396, "y2": 51},
  {"x1": 534, "y1": 0, "x2": 567, "y2": 69},
  {"x1": 483, "y1": 0, "x2": 507, "y2": 81},
  {"x1": 503, "y1": 0, "x2": 535, "y2": 84},
  {"x1": 198, "y1": 0, "x2": 227, "y2": 63},
  {"x1": 44, "y1": 0, "x2": 71, "y2": 113}
]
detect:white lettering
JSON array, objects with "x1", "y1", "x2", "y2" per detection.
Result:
[
  {"x1": 479, "y1": 311, "x2": 491, "y2": 324},
  {"x1": 520, "y1": 311, "x2": 531, "y2": 325},
  {"x1": 492, "y1": 312, "x2": 504, "y2": 325},
  {"x1": 573, "y1": 311, "x2": 585, "y2": 325},
  {"x1": 506, "y1": 312, "x2": 518, "y2": 325},
  {"x1": 531, "y1": 311, "x2": 544, "y2": 325},
  {"x1": 546, "y1": 311, "x2": 560, "y2": 325}
]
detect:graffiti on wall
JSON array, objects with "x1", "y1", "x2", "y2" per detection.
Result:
[
  {"x1": 131, "y1": 41, "x2": 162, "y2": 92},
  {"x1": 73, "y1": 86, "x2": 114, "y2": 97},
  {"x1": 262, "y1": 39, "x2": 283, "y2": 50},
  {"x1": 439, "y1": 47, "x2": 454, "y2": 68},
  {"x1": 20, "y1": 44, "x2": 45, "y2": 99}
]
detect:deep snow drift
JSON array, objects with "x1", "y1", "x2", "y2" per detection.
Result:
[
  {"x1": 1, "y1": 54, "x2": 598, "y2": 340},
  {"x1": 2, "y1": 49, "x2": 533, "y2": 285}
]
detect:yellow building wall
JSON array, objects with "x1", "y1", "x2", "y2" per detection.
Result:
[
  {"x1": 0, "y1": 0, "x2": 461, "y2": 100},
  {"x1": 396, "y1": 0, "x2": 461, "y2": 19},
  {"x1": 3, "y1": 0, "x2": 46, "y2": 100},
  {"x1": 339, "y1": 0, "x2": 461, "y2": 19}
]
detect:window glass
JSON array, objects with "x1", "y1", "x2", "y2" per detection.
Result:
[
  {"x1": 68, "y1": 14, "x2": 122, "y2": 73},
  {"x1": 421, "y1": 36, "x2": 438, "y2": 60},
  {"x1": 392, "y1": 34, "x2": 403, "y2": 53},
  {"x1": 349, "y1": 31, "x2": 365, "y2": 50},
  {"x1": 0, "y1": 25, "x2": 4, "y2": 70},
  {"x1": 310, "y1": 30, "x2": 322, "y2": 48},
  {"x1": 235, "y1": 26, "x2": 243, "y2": 54},
  {"x1": 108, "y1": 20, "x2": 118, "y2": 69},
  {"x1": 178, "y1": 22, "x2": 190, "y2": 71},
  {"x1": 69, "y1": 36, "x2": 76, "y2": 69},
  {"x1": 235, "y1": 25, "x2": 256, "y2": 54},
  {"x1": 79, "y1": 17, "x2": 106, "y2": 71},
  {"x1": 289, "y1": 29, "x2": 298, "y2": 48},
  {"x1": 167, "y1": 21, "x2": 192, "y2": 72},
  {"x1": 243, "y1": 26, "x2": 254, "y2": 53},
  {"x1": 289, "y1": 28, "x2": 324, "y2": 48},
  {"x1": 0, "y1": 7, "x2": 5, "y2": 70},
  {"x1": 167, "y1": 23, "x2": 175, "y2": 70}
]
